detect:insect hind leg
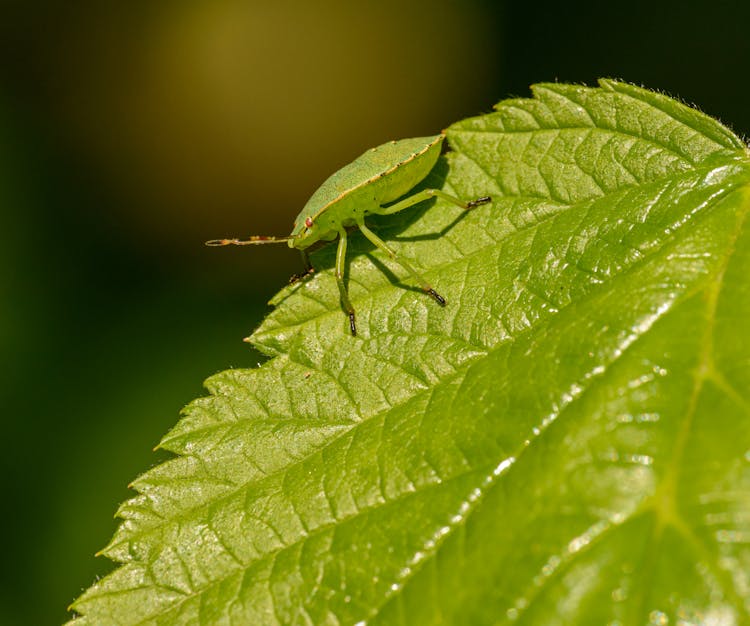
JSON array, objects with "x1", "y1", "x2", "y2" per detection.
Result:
[
  {"x1": 357, "y1": 219, "x2": 446, "y2": 307},
  {"x1": 374, "y1": 189, "x2": 491, "y2": 215}
]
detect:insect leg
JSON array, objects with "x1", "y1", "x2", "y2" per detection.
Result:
[
  {"x1": 335, "y1": 230, "x2": 357, "y2": 336},
  {"x1": 357, "y1": 219, "x2": 445, "y2": 307},
  {"x1": 374, "y1": 189, "x2": 491, "y2": 215},
  {"x1": 301, "y1": 249, "x2": 312, "y2": 272},
  {"x1": 289, "y1": 249, "x2": 315, "y2": 284}
]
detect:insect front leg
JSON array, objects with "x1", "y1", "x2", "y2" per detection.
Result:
[
  {"x1": 375, "y1": 189, "x2": 491, "y2": 215},
  {"x1": 357, "y1": 219, "x2": 446, "y2": 307},
  {"x1": 289, "y1": 249, "x2": 315, "y2": 285},
  {"x1": 335, "y1": 230, "x2": 357, "y2": 336}
]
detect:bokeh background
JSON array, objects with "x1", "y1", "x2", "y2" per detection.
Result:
[{"x1": 1, "y1": 1, "x2": 749, "y2": 623}]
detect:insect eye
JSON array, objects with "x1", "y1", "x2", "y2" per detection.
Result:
[{"x1": 305, "y1": 217, "x2": 313, "y2": 228}]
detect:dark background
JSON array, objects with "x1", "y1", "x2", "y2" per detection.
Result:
[{"x1": 1, "y1": 1, "x2": 747, "y2": 624}]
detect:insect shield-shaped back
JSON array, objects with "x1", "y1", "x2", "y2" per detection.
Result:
[{"x1": 206, "y1": 134, "x2": 491, "y2": 335}]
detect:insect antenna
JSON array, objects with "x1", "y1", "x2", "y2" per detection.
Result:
[{"x1": 205, "y1": 236, "x2": 295, "y2": 246}]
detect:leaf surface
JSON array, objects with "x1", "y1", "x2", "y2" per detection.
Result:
[{"x1": 70, "y1": 80, "x2": 750, "y2": 625}]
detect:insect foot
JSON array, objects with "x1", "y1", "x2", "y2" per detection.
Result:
[
  {"x1": 466, "y1": 195, "x2": 492, "y2": 209},
  {"x1": 289, "y1": 267, "x2": 315, "y2": 285},
  {"x1": 426, "y1": 288, "x2": 446, "y2": 306}
]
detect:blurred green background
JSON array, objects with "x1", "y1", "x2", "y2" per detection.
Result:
[{"x1": 1, "y1": 0, "x2": 749, "y2": 624}]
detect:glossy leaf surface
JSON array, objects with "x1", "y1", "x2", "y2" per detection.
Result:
[{"x1": 70, "y1": 80, "x2": 750, "y2": 625}]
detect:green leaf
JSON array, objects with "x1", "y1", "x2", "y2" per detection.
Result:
[{"x1": 69, "y1": 80, "x2": 750, "y2": 625}]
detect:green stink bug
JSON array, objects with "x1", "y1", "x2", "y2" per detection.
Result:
[{"x1": 207, "y1": 133, "x2": 490, "y2": 336}]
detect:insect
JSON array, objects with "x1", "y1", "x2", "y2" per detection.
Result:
[{"x1": 207, "y1": 134, "x2": 490, "y2": 336}]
